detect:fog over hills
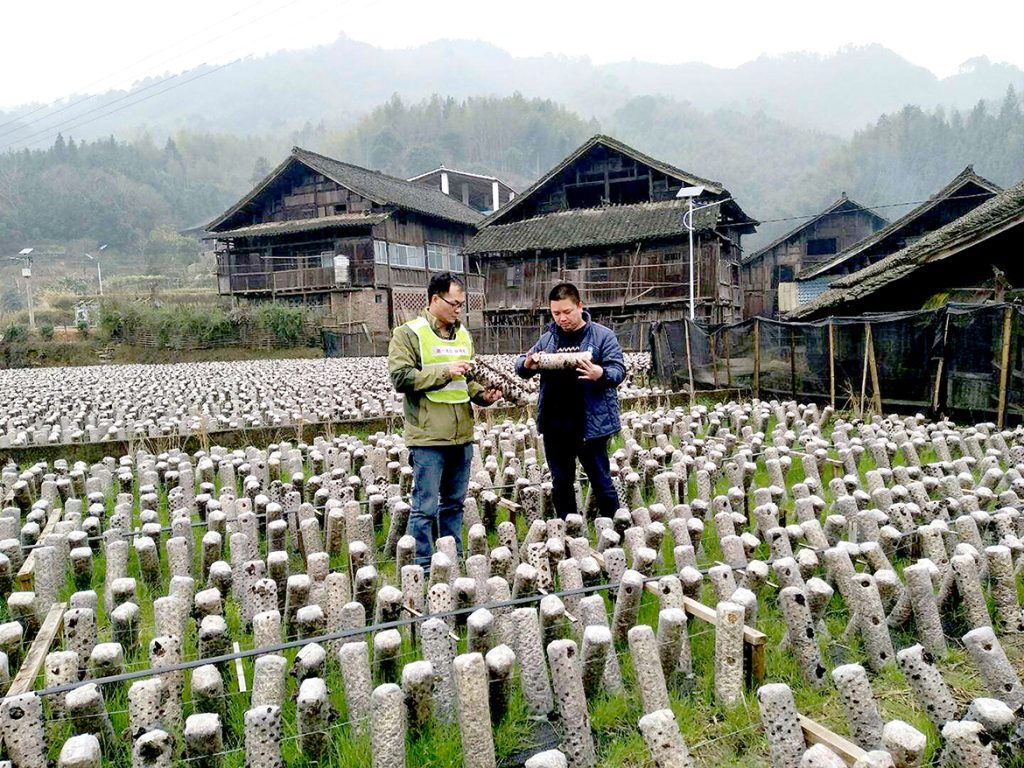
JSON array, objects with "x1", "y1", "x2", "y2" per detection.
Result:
[{"x1": 2, "y1": 37, "x2": 1022, "y2": 145}]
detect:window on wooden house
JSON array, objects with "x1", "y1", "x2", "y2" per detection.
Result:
[
  {"x1": 591, "y1": 258, "x2": 609, "y2": 282},
  {"x1": 772, "y1": 265, "x2": 794, "y2": 288},
  {"x1": 506, "y1": 265, "x2": 521, "y2": 288},
  {"x1": 389, "y1": 243, "x2": 425, "y2": 269},
  {"x1": 426, "y1": 243, "x2": 444, "y2": 270},
  {"x1": 374, "y1": 241, "x2": 388, "y2": 265},
  {"x1": 806, "y1": 238, "x2": 837, "y2": 257},
  {"x1": 565, "y1": 254, "x2": 581, "y2": 271},
  {"x1": 447, "y1": 251, "x2": 464, "y2": 272}
]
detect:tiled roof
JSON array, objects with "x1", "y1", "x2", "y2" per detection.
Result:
[
  {"x1": 797, "y1": 166, "x2": 1002, "y2": 280},
  {"x1": 464, "y1": 200, "x2": 717, "y2": 255},
  {"x1": 481, "y1": 134, "x2": 735, "y2": 228},
  {"x1": 787, "y1": 175, "x2": 1024, "y2": 319},
  {"x1": 215, "y1": 212, "x2": 389, "y2": 239},
  {"x1": 208, "y1": 148, "x2": 483, "y2": 232}
]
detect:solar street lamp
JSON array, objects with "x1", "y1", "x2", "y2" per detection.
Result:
[
  {"x1": 675, "y1": 186, "x2": 704, "y2": 320},
  {"x1": 84, "y1": 243, "x2": 109, "y2": 295}
]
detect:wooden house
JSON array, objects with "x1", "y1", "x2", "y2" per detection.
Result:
[
  {"x1": 741, "y1": 195, "x2": 887, "y2": 318},
  {"x1": 463, "y1": 135, "x2": 757, "y2": 329},
  {"x1": 788, "y1": 175, "x2": 1024, "y2": 320},
  {"x1": 207, "y1": 147, "x2": 484, "y2": 337},
  {"x1": 793, "y1": 167, "x2": 1002, "y2": 308},
  {"x1": 409, "y1": 166, "x2": 516, "y2": 214}
]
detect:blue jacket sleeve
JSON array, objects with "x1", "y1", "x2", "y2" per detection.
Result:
[
  {"x1": 597, "y1": 328, "x2": 625, "y2": 389},
  {"x1": 515, "y1": 332, "x2": 548, "y2": 379}
]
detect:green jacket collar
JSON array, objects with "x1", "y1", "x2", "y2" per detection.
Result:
[{"x1": 424, "y1": 309, "x2": 461, "y2": 339}]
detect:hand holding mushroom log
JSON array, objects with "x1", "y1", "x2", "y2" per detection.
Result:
[
  {"x1": 529, "y1": 348, "x2": 594, "y2": 370},
  {"x1": 448, "y1": 360, "x2": 473, "y2": 378}
]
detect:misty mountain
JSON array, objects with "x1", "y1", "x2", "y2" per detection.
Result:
[{"x1": 2, "y1": 38, "x2": 1023, "y2": 148}]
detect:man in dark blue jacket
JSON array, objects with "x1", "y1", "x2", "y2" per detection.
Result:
[{"x1": 516, "y1": 283, "x2": 624, "y2": 519}]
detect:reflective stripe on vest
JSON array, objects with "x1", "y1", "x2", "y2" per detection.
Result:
[{"x1": 407, "y1": 315, "x2": 473, "y2": 403}]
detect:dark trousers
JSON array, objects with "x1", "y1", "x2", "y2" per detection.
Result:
[{"x1": 542, "y1": 432, "x2": 620, "y2": 520}]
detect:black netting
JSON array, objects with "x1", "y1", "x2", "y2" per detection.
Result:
[
  {"x1": 648, "y1": 303, "x2": 1023, "y2": 424},
  {"x1": 322, "y1": 330, "x2": 388, "y2": 357},
  {"x1": 944, "y1": 305, "x2": 1023, "y2": 420}
]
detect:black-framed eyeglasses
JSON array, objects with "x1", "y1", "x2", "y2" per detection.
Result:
[{"x1": 438, "y1": 295, "x2": 465, "y2": 310}]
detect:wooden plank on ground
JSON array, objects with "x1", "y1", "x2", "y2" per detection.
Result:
[
  {"x1": 17, "y1": 507, "x2": 64, "y2": 590},
  {"x1": 799, "y1": 714, "x2": 867, "y2": 766},
  {"x1": 5, "y1": 602, "x2": 66, "y2": 697}
]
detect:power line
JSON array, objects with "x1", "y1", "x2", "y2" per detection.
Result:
[
  {"x1": 0, "y1": 0, "x2": 286, "y2": 140},
  {"x1": 0, "y1": 0, "x2": 315, "y2": 153}
]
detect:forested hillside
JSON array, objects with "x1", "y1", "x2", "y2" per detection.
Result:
[
  {"x1": 2, "y1": 88, "x2": 1023, "y2": 258},
  {"x1": 1, "y1": 39, "x2": 1021, "y2": 141}
]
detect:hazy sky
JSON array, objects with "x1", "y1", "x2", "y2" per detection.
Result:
[{"x1": 2, "y1": 0, "x2": 1022, "y2": 109}]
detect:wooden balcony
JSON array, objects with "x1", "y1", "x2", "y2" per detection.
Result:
[{"x1": 218, "y1": 267, "x2": 341, "y2": 295}]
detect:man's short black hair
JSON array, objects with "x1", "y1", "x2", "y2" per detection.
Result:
[
  {"x1": 428, "y1": 272, "x2": 464, "y2": 301},
  {"x1": 548, "y1": 282, "x2": 582, "y2": 304}
]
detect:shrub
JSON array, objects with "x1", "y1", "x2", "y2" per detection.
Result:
[
  {"x1": 39, "y1": 324, "x2": 55, "y2": 341},
  {"x1": 2, "y1": 324, "x2": 28, "y2": 343},
  {"x1": 76, "y1": 320, "x2": 90, "y2": 339}
]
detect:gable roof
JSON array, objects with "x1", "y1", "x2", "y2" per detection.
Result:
[
  {"x1": 744, "y1": 195, "x2": 888, "y2": 265},
  {"x1": 787, "y1": 175, "x2": 1024, "y2": 319},
  {"x1": 480, "y1": 134, "x2": 732, "y2": 228},
  {"x1": 797, "y1": 166, "x2": 1002, "y2": 280},
  {"x1": 207, "y1": 148, "x2": 483, "y2": 233},
  {"x1": 464, "y1": 199, "x2": 719, "y2": 255}
]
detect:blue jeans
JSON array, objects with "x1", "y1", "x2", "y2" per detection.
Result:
[{"x1": 407, "y1": 443, "x2": 473, "y2": 570}]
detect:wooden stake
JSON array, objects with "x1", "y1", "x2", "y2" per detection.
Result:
[
  {"x1": 828, "y1": 321, "x2": 836, "y2": 410},
  {"x1": 641, "y1": 581, "x2": 766, "y2": 685},
  {"x1": 799, "y1": 714, "x2": 868, "y2": 766},
  {"x1": 684, "y1": 319, "x2": 695, "y2": 402},
  {"x1": 866, "y1": 322, "x2": 882, "y2": 415},
  {"x1": 6, "y1": 602, "x2": 65, "y2": 696},
  {"x1": 789, "y1": 327, "x2": 797, "y2": 398},
  {"x1": 753, "y1": 319, "x2": 760, "y2": 399},
  {"x1": 723, "y1": 328, "x2": 733, "y2": 388},
  {"x1": 933, "y1": 312, "x2": 951, "y2": 411},
  {"x1": 997, "y1": 305, "x2": 1013, "y2": 428},
  {"x1": 860, "y1": 324, "x2": 870, "y2": 419},
  {"x1": 709, "y1": 326, "x2": 719, "y2": 387}
]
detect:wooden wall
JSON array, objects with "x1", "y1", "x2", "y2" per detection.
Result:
[
  {"x1": 741, "y1": 207, "x2": 885, "y2": 318},
  {"x1": 475, "y1": 233, "x2": 744, "y2": 325}
]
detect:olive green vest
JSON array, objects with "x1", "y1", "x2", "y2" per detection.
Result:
[{"x1": 406, "y1": 315, "x2": 473, "y2": 403}]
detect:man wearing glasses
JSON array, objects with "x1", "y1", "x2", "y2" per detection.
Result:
[
  {"x1": 516, "y1": 282, "x2": 624, "y2": 520},
  {"x1": 389, "y1": 271, "x2": 502, "y2": 572}
]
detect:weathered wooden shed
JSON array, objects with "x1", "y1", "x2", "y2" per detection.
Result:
[
  {"x1": 788, "y1": 175, "x2": 1024, "y2": 319},
  {"x1": 207, "y1": 147, "x2": 484, "y2": 338},
  {"x1": 741, "y1": 195, "x2": 887, "y2": 318},
  {"x1": 793, "y1": 166, "x2": 1002, "y2": 308},
  {"x1": 464, "y1": 135, "x2": 757, "y2": 331}
]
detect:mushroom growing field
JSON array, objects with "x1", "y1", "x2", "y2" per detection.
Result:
[{"x1": 0, "y1": 380, "x2": 1023, "y2": 768}]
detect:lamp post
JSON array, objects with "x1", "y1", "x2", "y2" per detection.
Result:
[
  {"x1": 9, "y1": 248, "x2": 36, "y2": 328},
  {"x1": 84, "y1": 243, "x2": 109, "y2": 296},
  {"x1": 675, "y1": 186, "x2": 704, "y2": 320}
]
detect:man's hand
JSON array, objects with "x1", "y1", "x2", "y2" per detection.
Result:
[
  {"x1": 448, "y1": 360, "x2": 473, "y2": 378},
  {"x1": 522, "y1": 352, "x2": 539, "y2": 370},
  {"x1": 576, "y1": 358, "x2": 604, "y2": 381},
  {"x1": 480, "y1": 387, "x2": 503, "y2": 405}
]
